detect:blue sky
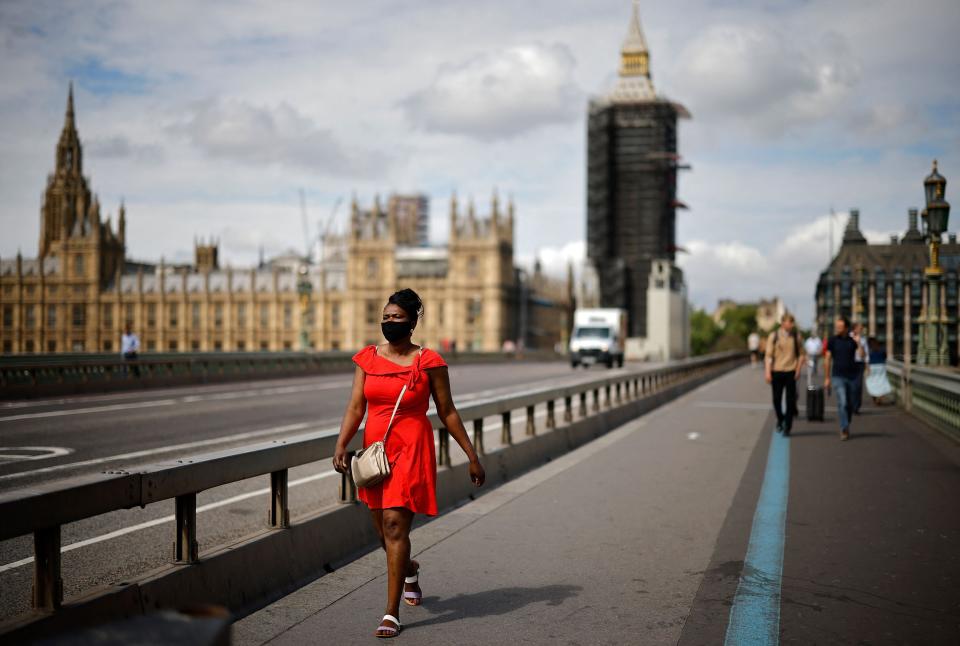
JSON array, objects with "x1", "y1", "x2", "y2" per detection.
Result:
[
  {"x1": 66, "y1": 58, "x2": 151, "y2": 96},
  {"x1": 1, "y1": 0, "x2": 958, "y2": 326}
]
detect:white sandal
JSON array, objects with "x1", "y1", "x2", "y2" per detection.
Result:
[
  {"x1": 376, "y1": 614, "x2": 402, "y2": 638},
  {"x1": 403, "y1": 572, "x2": 422, "y2": 606}
]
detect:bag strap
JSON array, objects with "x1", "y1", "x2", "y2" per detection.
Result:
[
  {"x1": 381, "y1": 384, "x2": 407, "y2": 446},
  {"x1": 380, "y1": 348, "x2": 422, "y2": 446}
]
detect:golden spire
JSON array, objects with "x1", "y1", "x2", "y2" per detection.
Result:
[
  {"x1": 609, "y1": 1, "x2": 656, "y2": 102},
  {"x1": 620, "y1": 1, "x2": 650, "y2": 78}
]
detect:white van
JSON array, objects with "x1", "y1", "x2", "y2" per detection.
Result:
[{"x1": 569, "y1": 308, "x2": 627, "y2": 368}]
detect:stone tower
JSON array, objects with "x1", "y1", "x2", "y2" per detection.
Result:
[
  {"x1": 194, "y1": 237, "x2": 220, "y2": 271},
  {"x1": 586, "y1": 2, "x2": 690, "y2": 337},
  {"x1": 38, "y1": 84, "x2": 125, "y2": 290},
  {"x1": 448, "y1": 191, "x2": 515, "y2": 351},
  {"x1": 346, "y1": 194, "x2": 399, "y2": 347}
]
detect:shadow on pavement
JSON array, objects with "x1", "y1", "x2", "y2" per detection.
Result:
[
  {"x1": 788, "y1": 430, "x2": 835, "y2": 438},
  {"x1": 846, "y1": 431, "x2": 893, "y2": 440},
  {"x1": 405, "y1": 584, "x2": 582, "y2": 630}
]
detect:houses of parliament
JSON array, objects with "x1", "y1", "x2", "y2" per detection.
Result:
[{"x1": 0, "y1": 87, "x2": 571, "y2": 355}]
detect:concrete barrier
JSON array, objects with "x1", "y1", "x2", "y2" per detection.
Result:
[{"x1": 0, "y1": 350, "x2": 565, "y2": 400}]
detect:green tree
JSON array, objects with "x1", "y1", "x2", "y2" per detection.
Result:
[
  {"x1": 690, "y1": 309, "x2": 721, "y2": 356},
  {"x1": 720, "y1": 304, "x2": 759, "y2": 342}
]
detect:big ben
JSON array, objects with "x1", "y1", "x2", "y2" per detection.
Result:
[{"x1": 587, "y1": 2, "x2": 690, "y2": 337}]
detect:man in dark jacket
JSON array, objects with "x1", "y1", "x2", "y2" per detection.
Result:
[{"x1": 824, "y1": 316, "x2": 864, "y2": 441}]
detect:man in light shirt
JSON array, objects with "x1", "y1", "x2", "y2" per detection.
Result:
[
  {"x1": 764, "y1": 313, "x2": 806, "y2": 435},
  {"x1": 748, "y1": 331, "x2": 761, "y2": 366},
  {"x1": 851, "y1": 322, "x2": 869, "y2": 414},
  {"x1": 121, "y1": 324, "x2": 140, "y2": 377},
  {"x1": 804, "y1": 331, "x2": 823, "y2": 387}
]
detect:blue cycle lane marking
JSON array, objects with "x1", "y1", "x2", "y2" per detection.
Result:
[{"x1": 724, "y1": 429, "x2": 790, "y2": 646}]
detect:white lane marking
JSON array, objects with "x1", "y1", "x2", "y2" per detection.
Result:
[
  {"x1": 0, "y1": 406, "x2": 561, "y2": 573},
  {"x1": 0, "y1": 421, "x2": 337, "y2": 482},
  {"x1": 687, "y1": 432, "x2": 700, "y2": 440},
  {"x1": 0, "y1": 365, "x2": 594, "y2": 420},
  {"x1": 0, "y1": 469, "x2": 338, "y2": 574},
  {"x1": 0, "y1": 398, "x2": 180, "y2": 422},
  {"x1": 0, "y1": 397, "x2": 558, "y2": 481},
  {"x1": 0, "y1": 362, "x2": 577, "y2": 411},
  {"x1": 0, "y1": 447, "x2": 74, "y2": 463},
  {"x1": 0, "y1": 374, "x2": 344, "y2": 409},
  {"x1": 0, "y1": 382, "x2": 349, "y2": 423}
]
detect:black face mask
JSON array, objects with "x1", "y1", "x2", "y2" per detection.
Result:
[{"x1": 381, "y1": 320, "x2": 413, "y2": 342}]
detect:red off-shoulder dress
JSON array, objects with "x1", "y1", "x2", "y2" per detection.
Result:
[{"x1": 352, "y1": 345, "x2": 447, "y2": 516}]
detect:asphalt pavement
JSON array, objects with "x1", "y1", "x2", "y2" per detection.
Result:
[
  {"x1": 0, "y1": 360, "x2": 585, "y2": 490},
  {"x1": 0, "y1": 359, "x2": 604, "y2": 621},
  {"x1": 233, "y1": 365, "x2": 960, "y2": 645}
]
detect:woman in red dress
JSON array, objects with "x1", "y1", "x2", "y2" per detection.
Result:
[{"x1": 332, "y1": 288, "x2": 485, "y2": 638}]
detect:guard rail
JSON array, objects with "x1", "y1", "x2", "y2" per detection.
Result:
[
  {"x1": 0, "y1": 351, "x2": 744, "y2": 627},
  {"x1": 887, "y1": 360, "x2": 960, "y2": 441}
]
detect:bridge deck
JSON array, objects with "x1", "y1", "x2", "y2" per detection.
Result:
[{"x1": 233, "y1": 365, "x2": 960, "y2": 645}]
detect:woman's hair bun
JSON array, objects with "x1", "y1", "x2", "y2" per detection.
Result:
[{"x1": 388, "y1": 288, "x2": 424, "y2": 323}]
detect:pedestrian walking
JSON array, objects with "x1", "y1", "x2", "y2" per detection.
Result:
[
  {"x1": 764, "y1": 313, "x2": 805, "y2": 435},
  {"x1": 823, "y1": 316, "x2": 864, "y2": 441},
  {"x1": 332, "y1": 288, "x2": 485, "y2": 639},
  {"x1": 121, "y1": 324, "x2": 140, "y2": 377},
  {"x1": 851, "y1": 322, "x2": 869, "y2": 414},
  {"x1": 865, "y1": 337, "x2": 893, "y2": 404},
  {"x1": 803, "y1": 331, "x2": 823, "y2": 387},
  {"x1": 748, "y1": 331, "x2": 761, "y2": 366}
]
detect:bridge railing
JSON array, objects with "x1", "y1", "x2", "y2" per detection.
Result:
[
  {"x1": 0, "y1": 351, "x2": 744, "y2": 616},
  {"x1": 0, "y1": 349, "x2": 562, "y2": 399},
  {"x1": 887, "y1": 360, "x2": 960, "y2": 440}
]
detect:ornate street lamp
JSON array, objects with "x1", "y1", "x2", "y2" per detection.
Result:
[
  {"x1": 297, "y1": 264, "x2": 313, "y2": 351},
  {"x1": 853, "y1": 263, "x2": 866, "y2": 325},
  {"x1": 916, "y1": 161, "x2": 951, "y2": 366}
]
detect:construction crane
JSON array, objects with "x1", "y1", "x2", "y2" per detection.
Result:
[
  {"x1": 318, "y1": 197, "x2": 343, "y2": 264},
  {"x1": 299, "y1": 189, "x2": 311, "y2": 262},
  {"x1": 298, "y1": 190, "x2": 343, "y2": 265}
]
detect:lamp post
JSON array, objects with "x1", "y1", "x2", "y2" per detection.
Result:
[
  {"x1": 853, "y1": 263, "x2": 865, "y2": 326},
  {"x1": 916, "y1": 160, "x2": 951, "y2": 366},
  {"x1": 297, "y1": 265, "x2": 312, "y2": 351}
]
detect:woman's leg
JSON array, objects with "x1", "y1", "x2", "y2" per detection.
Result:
[
  {"x1": 369, "y1": 508, "x2": 386, "y2": 550},
  {"x1": 378, "y1": 507, "x2": 415, "y2": 634},
  {"x1": 369, "y1": 507, "x2": 419, "y2": 575}
]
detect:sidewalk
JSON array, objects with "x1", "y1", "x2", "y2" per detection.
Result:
[{"x1": 232, "y1": 366, "x2": 960, "y2": 645}]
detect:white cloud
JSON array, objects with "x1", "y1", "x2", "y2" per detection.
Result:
[
  {"x1": 679, "y1": 211, "x2": 908, "y2": 326},
  {"x1": 686, "y1": 239, "x2": 768, "y2": 274},
  {"x1": 672, "y1": 23, "x2": 860, "y2": 137},
  {"x1": 517, "y1": 239, "x2": 585, "y2": 278},
  {"x1": 167, "y1": 98, "x2": 382, "y2": 176},
  {"x1": 86, "y1": 135, "x2": 165, "y2": 162},
  {"x1": 401, "y1": 43, "x2": 584, "y2": 139},
  {"x1": 123, "y1": 199, "x2": 309, "y2": 267}
]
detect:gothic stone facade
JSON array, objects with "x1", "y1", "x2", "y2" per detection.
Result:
[
  {"x1": 338, "y1": 194, "x2": 517, "y2": 351},
  {"x1": 816, "y1": 209, "x2": 960, "y2": 364},
  {"x1": 0, "y1": 88, "x2": 569, "y2": 355}
]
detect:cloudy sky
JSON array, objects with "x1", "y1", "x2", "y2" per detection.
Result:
[{"x1": 1, "y1": 0, "x2": 958, "y2": 326}]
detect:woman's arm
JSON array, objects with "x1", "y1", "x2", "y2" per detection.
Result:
[
  {"x1": 332, "y1": 366, "x2": 367, "y2": 473},
  {"x1": 428, "y1": 366, "x2": 485, "y2": 487}
]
